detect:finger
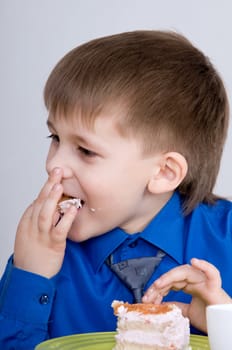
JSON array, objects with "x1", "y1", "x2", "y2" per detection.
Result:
[
  {"x1": 143, "y1": 292, "x2": 163, "y2": 304},
  {"x1": 17, "y1": 202, "x2": 34, "y2": 223},
  {"x1": 36, "y1": 183, "x2": 63, "y2": 232},
  {"x1": 51, "y1": 205, "x2": 78, "y2": 243},
  {"x1": 150, "y1": 265, "x2": 202, "y2": 290},
  {"x1": 37, "y1": 167, "x2": 63, "y2": 204},
  {"x1": 143, "y1": 282, "x2": 172, "y2": 303},
  {"x1": 31, "y1": 168, "x2": 63, "y2": 225},
  {"x1": 14, "y1": 203, "x2": 34, "y2": 246},
  {"x1": 165, "y1": 264, "x2": 206, "y2": 286},
  {"x1": 143, "y1": 274, "x2": 176, "y2": 302},
  {"x1": 15, "y1": 202, "x2": 37, "y2": 242},
  {"x1": 190, "y1": 258, "x2": 221, "y2": 285}
]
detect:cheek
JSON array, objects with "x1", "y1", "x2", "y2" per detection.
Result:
[
  {"x1": 78, "y1": 158, "x2": 148, "y2": 206},
  {"x1": 78, "y1": 171, "x2": 119, "y2": 206},
  {"x1": 81, "y1": 169, "x2": 137, "y2": 204},
  {"x1": 80, "y1": 175, "x2": 111, "y2": 197}
]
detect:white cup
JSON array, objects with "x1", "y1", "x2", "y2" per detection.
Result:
[{"x1": 206, "y1": 304, "x2": 232, "y2": 350}]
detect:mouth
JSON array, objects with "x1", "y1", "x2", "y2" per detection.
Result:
[{"x1": 58, "y1": 195, "x2": 85, "y2": 214}]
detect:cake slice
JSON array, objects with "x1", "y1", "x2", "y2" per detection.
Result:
[
  {"x1": 112, "y1": 300, "x2": 191, "y2": 350},
  {"x1": 58, "y1": 195, "x2": 82, "y2": 214}
]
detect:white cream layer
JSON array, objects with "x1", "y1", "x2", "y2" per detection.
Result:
[{"x1": 114, "y1": 303, "x2": 190, "y2": 350}]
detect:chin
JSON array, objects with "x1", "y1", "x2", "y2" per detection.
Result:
[
  {"x1": 67, "y1": 226, "x2": 103, "y2": 242},
  {"x1": 67, "y1": 230, "x2": 87, "y2": 242}
]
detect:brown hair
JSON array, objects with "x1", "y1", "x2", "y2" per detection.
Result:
[{"x1": 44, "y1": 30, "x2": 229, "y2": 214}]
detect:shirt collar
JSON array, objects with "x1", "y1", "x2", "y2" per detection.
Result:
[
  {"x1": 140, "y1": 191, "x2": 186, "y2": 264},
  {"x1": 85, "y1": 227, "x2": 128, "y2": 273},
  {"x1": 85, "y1": 191, "x2": 185, "y2": 273}
]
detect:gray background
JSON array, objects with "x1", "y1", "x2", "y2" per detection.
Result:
[{"x1": 1, "y1": 0, "x2": 232, "y2": 274}]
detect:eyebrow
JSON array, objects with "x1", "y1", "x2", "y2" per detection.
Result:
[
  {"x1": 46, "y1": 119, "x2": 103, "y2": 150},
  {"x1": 47, "y1": 119, "x2": 56, "y2": 130}
]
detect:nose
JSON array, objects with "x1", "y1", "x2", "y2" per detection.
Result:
[{"x1": 46, "y1": 146, "x2": 74, "y2": 179}]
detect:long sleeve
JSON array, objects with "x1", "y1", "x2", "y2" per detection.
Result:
[{"x1": 0, "y1": 257, "x2": 56, "y2": 350}]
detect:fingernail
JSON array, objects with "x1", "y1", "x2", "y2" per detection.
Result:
[
  {"x1": 155, "y1": 279, "x2": 161, "y2": 287},
  {"x1": 53, "y1": 167, "x2": 61, "y2": 175},
  {"x1": 143, "y1": 295, "x2": 148, "y2": 302}
]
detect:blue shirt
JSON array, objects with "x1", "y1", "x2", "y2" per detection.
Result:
[{"x1": 1, "y1": 191, "x2": 232, "y2": 349}]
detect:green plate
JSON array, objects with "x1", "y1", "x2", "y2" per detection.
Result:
[{"x1": 35, "y1": 331, "x2": 209, "y2": 349}]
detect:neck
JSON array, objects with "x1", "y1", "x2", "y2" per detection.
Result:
[{"x1": 121, "y1": 191, "x2": 174, "y2": 234}]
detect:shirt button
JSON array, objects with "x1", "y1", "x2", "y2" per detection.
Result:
[
  {"x1": 39, "y1": 294, "x2": 49, "y2": 305},
  {"x1": 129, "y1": 241, "x2": 137, "y2": 248}
]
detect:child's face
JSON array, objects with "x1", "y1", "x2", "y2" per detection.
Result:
[{"x1": 46, "y1": 110, "x2": 163, "y2": 241}]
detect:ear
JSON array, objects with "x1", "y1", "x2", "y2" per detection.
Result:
[{"x1": 147, "y1": 152, "x2": 188, "y2": 194}]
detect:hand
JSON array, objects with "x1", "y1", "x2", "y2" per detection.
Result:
[
  {"x1": 13, "y1": 168, "x2": 78, "y2": 278},
  {"x1": 143, "y1": 258, "x2": 231, "y2": 333}
]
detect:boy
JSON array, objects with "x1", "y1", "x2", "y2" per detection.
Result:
[{"x1": 0, "y1": 30, "x2": 231, "y2": 349}]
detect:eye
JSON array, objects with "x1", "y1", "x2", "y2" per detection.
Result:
[
  {"x1": 47, "y1": 133, "x2": 60, "y2": 143},
  {"x1": 78, "y1": 146, "x2": 97, "y2": 157}
]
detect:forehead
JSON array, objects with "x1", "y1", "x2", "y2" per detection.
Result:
[{"x1": 47, "y1": 102, "x2": 130, "y2": 136}]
